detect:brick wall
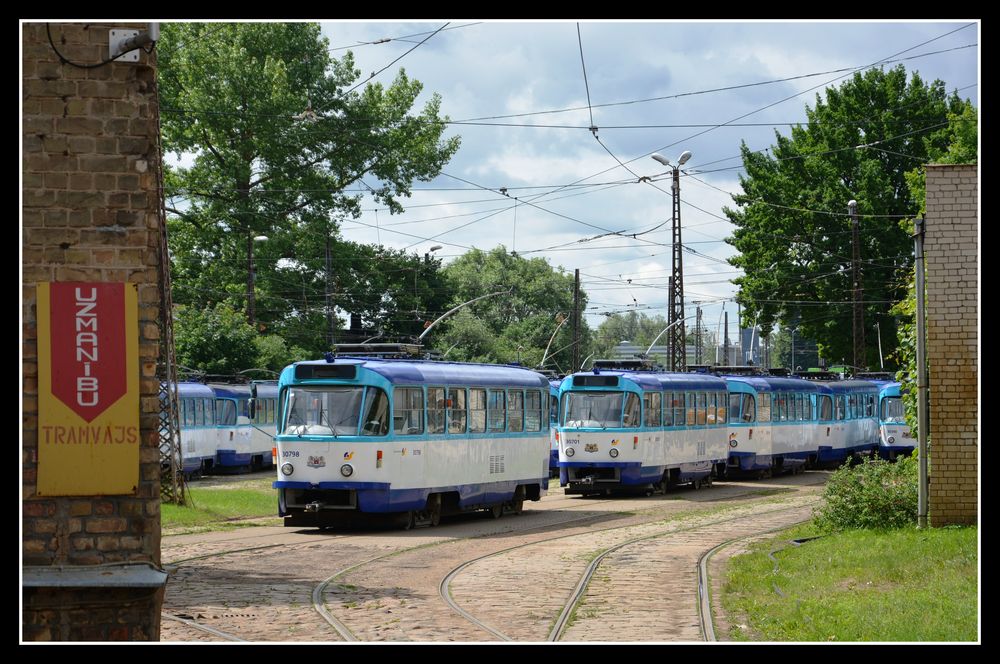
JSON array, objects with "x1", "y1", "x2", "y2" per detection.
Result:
[
  {"x1": 22, "y1": 22, "x2": 164, "y2": 641},
  {"x1": 924, "y1": 164, "x2": 979, "y2": 527}
]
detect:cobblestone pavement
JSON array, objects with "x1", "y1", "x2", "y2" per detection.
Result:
[{"x1": 160, "y1": 472, "x2": 827, "y2": 642}]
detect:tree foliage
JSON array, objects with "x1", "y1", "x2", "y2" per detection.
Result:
[
  {"x1": 174, "y1": 303, "x2": 260, "y2": 376},
  {"x1": 159, "y1": 23, "x2": 460, "y2": 357},
  {"x1": 433, "y1": 247, "x2": 589, "y2": 371},
  {"x1": 724, "y1": 66, "x2": 972, "y2": 369}
]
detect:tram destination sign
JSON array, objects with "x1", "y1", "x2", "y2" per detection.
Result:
[{"x1": 36, "y1": 282, "x2": 139, "y2": 495}]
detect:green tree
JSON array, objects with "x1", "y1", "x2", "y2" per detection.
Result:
[
  {"x1": 891, "y1": 105, "x2": 977, "y2": 435},
  {"x1": 174, "y1": 303, "x2": 259, "y2": 376},
  {"x1": 434, "y1": 247, "x2": 589, "y2": 371},
  {"x1": 159, "y1": 22, "x2": 460, "y2": 342},
  {"x1": 724, "y1": 66, "x2": 972, "y2": 369}
]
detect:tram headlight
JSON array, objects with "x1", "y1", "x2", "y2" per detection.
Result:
[
  {"x1": 565, "y1": 446, "x2": 575, "y2": 457},
  {"x1": 340, "y1": 463, "x2": 354, "y2": 477},
  {"x1": 609, "y1": 448, "x2": 619, "y2": 458},
  {"x1": 280, "y1": 463, "x2": 294, "y2": 476},
  {"x1": 888, "y1": 436, "x2": 895, "y2": 444}
]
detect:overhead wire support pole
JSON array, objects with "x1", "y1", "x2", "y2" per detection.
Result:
[
  {"x1": 913, "y1": 216, "x2": 929, "y2": 529},
  {"x1": 649, "y1": 151, "x2": 692, "y2": 371},
  {"x1": 849, "y1": 199, "x2": 866, "y2": 371},
  {"x1": 572, "y1": 269, "x2": 581, "y2": 372}
]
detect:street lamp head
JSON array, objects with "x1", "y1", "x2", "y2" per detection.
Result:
[
  {"x1": 848, "y1": 200, "x2": 857, "y2": 210},
  {"x1": 651, "y1": 153, "x2": 671, "y2": 167},
  {"x1": 429, "y1": 245, "x2": 443, "y2": 252},
  {"x1": 677, "y1": 150, "x2": 692, "y2": 166},
  {"x1": 253, "y1": 235, "x2": 269, "y2": 242}
]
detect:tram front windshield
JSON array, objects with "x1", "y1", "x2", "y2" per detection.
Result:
[
  {"x1": 562, "y1": 392, "x2": 623, "y2": 428},
  {"x1": 880, "y1": 396, "x2": 905, "y2": 424},
  {"x1": 282, "y1": 386, "x2": 388, "y2": 436}
]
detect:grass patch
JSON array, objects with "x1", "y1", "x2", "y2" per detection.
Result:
[
  {"x1": 162, "y1": 479, "x2": 278, "y2": 532},
  {"x1": 722, "y1": 525, "x2": 978, "y2": 642}
]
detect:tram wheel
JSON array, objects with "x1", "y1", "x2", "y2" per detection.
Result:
[
  {"x1": 401, "y1": 511, "x2": 416, "y2": 530},
  {"x1": 692, "y1": 479, "x2": 702, "y2": 490},
  {"x1": 489, "y1": 503, "x2": 503, "y2": 519},
  {"x1": 508, "y1": 487, "x2": 525, "y2": 515}
]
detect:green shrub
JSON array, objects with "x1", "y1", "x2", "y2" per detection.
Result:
[{"x1": 814, "y1": 454, "x2": 918, "y2": 531}]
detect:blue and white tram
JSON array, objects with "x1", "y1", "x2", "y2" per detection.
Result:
[
  {"x1": 557, "y1": 370, "x2": 729, "y2": 495},
  {"x1": 271, "y1": 357, "x2": 551, "y2": 528},
  {"x1": 812, "y1": 380, "x2": 880, "y2": 465},
  {"x1": 877, "y1": 382, "x2": 916, "y2": 460},
  {"x1": 176, "y1": 382, "x2": 218, "y2": 477},
  {"x1": 724, "y1": 375, "x2": 821, "y2": 476},
  {"x1": 209, "y1": 383, "x2": 277, "y2": 473}
]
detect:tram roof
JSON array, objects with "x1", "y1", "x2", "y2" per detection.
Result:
[
  {"x1": 287, "y1": 358, "x2": 550, "y2": 389},
  {"x1": 208, "y1": 382, "x2": 278, "y2": 398},
  {"x1": 176, "y1": 382, "x2": 215, "y2": 398},
  {"x1": 814, "y1": 380, "x2": 881, "y2": 394},
  {"x1": 721, "y1": 375, "x2": 824, "y2": 393},
  {"x1": 878, "y1": 381, "x2": 904, "y2": 396},
  {"x1": 565, "y1": 370, "x2": 727, "y2": 392}
]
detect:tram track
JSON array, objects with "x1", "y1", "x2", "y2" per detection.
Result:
[
  {"x1": 435, "y1": 499, "x2": 818, "y2": 642},
  {"x1": 161, "y1": 474, "x2": 825, "y2": 642}
]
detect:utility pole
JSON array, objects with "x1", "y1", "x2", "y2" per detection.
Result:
[
  {"x1": 651, "y1": 151, "x2": 690, "y2": 371},
  {"x1": 723, "y1": 310, "x2": 729, "y2": 366},
  {"x1": 790, "y1": 326, "x2": 796, "y2": 372},
  {"x1": 572, "y1": 268, "x2": 581, "y2": 372},
  {"x1": 667, "y1": 276, "x2": 675, "y2": 369},
  {"x1": 325, "y1": 232, "x2": 334, "y2": 347},
  {"x1": 737, "y1": 302, "x2": 742, "y2": 366},
  {"x1": 849, "y1": 199, "x2": 866, "y2": 371},
  {"x1": 914, "y1": 217, "x2": 929, "y2": 528},
  {"x1": 669, "y1": 163, "x2": 686, "y2": 371},
  {"x1": 694, "y1": 302, "x2": 703, "y2": 364}
]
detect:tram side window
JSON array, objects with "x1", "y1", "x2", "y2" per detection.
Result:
[
  {"x1": 216, "y1": 399, "x2": 237, "y2": 426},
  {"x1": 470, "y1": 389, "x2": 487, "y2": 433},
  {"x1": 428, "y1": 387, "x2": 446, "y2": 434},
  {"x1": 448, "y1": 387, "x2": 468, "y2": 434},
  {"x1": 757, "y1": 395, "x2": 770, "y2": 422},
  {"x1": 835, "y1": 396, "x2": 846, "y2": 420},
  {"x1": 526, "y1": 390, "x2": 543, "y2": 432},
  {"x1": 848, "y1": 394, "x2": 858, "y2": 420},
  {"x1": 716, "y1": 392, "x2": 727, "y2": 424},
  {"x1": 549, "y1": 395, "x2": 559, "y2": 425},
  {"x1": 865, "y1": 394, "x2": 874, "y2": 417},
  {"x1": 393, "y1": 387, "x2": 424, "y2": 435},
  {"x1": 693, "y1": 393, "x2": 705, "y2": 425},
  {"x1": 797, "y1": 394, "x2": 806, "y2": 421},
  {"x1": 686, "y1": 392, "x2": 696, "y2": 426},
  {"x1": 729, "y1": 393, "x2": 742, "y2": 423},
  {"x1": 488, "y1": 390, "x2": 506, "y2": 432},
  {"x1": 361, "y1": 388, "x2": 390, "y2": 436},
  {"x1": 622, "y1": 392, "x2": 641, "y2": 428},
  {"x1": 741, "y1": 394, "x2": 756, "y2": 423},
  {"x1": 195, "y1": 398, "x2": 206, "y2": 426},
  {"x1": 643, "y1": 392, "x2": 661, "y2": 427},
  {"x1": 818, "y1": 395, "x2": 833, "y2": 421},
  {"x1": 508, "y1": 390, "x2": 524, "y2": 432},
  {"x1": 662, "y1": 392, "x2": 675, "y2": 427}
]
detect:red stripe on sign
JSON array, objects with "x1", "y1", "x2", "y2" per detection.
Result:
[{"x1": 49, "y1": 283, "x2": 127, "y2": 422}]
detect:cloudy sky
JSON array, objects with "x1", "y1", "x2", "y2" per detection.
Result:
[{"x1": 322, "y1": 20, "x2": 978, "y2": 342}]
